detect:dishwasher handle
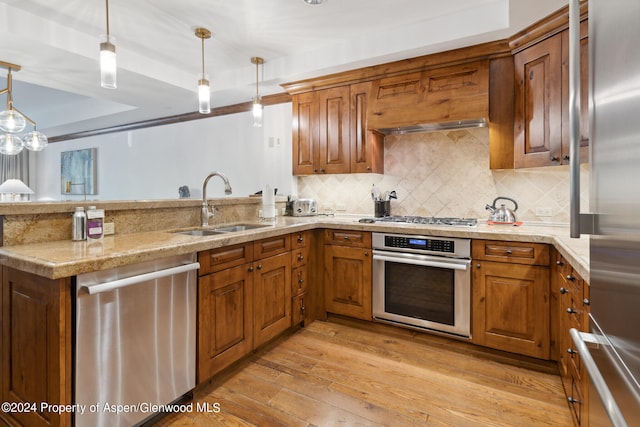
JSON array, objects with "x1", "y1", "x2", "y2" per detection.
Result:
[{"x1": 82, "y1": 262, "x2": 200, "y2": 295}]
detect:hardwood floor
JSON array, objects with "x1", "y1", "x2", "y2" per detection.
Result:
[{"x1": 155, "y1": 317, "x2": 573, "y2": 426}]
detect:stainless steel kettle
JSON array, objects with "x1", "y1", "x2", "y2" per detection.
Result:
[{"x1": 485, "y1": 197, "x2": 518, "y2": 223}]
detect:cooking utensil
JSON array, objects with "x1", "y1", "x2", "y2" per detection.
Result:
[{"x1": 485, "y1": 197, "x2": 518, "y2": 223}]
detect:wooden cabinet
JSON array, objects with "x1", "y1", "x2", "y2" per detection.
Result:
[
  {"x1": 292, "y1": 83, "x2": 383, "y2": 175},
  {"x1": 367, "y1": 61, "x2": 490, "y2": 130},
  {"x1": 554, "y1": 250, "x2": 590, "y2": 426},
  {"x1": 472, "y1": 240, "x2": 551, "y2": 359},
  {"x1": 198, "y1": 243, "x2": 254, "y2": 381},
  {"x1": 1, "y1": 267, "x2": 72, "y2": 427},
  {"x1": 324, "y1": 229, "x2": 372, "y2": 320},
  {"x1": 291, "y1": 230, "x2": 313, "y2": 326},
  {"x1": 511, "y1": 5, "x2": 589, "y2": 168},
  {"x1": 198, "y1": 235, "x2": 293, "y2": 381}
]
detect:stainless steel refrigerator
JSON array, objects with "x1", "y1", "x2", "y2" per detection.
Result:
[{"x1": 569, "y1": 0, "x2": 640, "y2": 426}]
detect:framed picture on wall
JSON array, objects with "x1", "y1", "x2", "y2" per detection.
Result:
[{"x1": 61, "y1": 148, "x2": 97, "y2": 195}]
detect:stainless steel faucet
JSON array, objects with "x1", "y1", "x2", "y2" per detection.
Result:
[{"x1": 201, "y1": 172, "x2": 232, "y2": 227}]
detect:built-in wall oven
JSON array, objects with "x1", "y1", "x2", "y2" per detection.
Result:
[{"x1": 372, "y1": 232, "x2": 472, "y2": 339}]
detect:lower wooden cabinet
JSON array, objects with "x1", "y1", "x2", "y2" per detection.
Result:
[
  {"x1": 1, "y1": 267, "x2": 72, "y2": 427},
  {"x1": 324, "y1": 230, "x2": 372, "y2": 320},
  {"x1": 554, "y1": 250, "x2": 590, "y2": 426},
  {"x1": 198, "y1": 263, "x2": 253, "y2": 380},
  {"x1": 472, "y1": 240, "x2": 550, "y2": 359},
  {"x1": 253, "y1": 252, "x2": 292, "y2": 348}
]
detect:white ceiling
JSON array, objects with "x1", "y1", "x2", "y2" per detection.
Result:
[{"x1": 0, "y1": 0, "x2": 568, "y2": 138}]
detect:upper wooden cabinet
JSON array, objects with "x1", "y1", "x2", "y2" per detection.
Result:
[
  {"x1": 292, "y1": 83, "x2": 383, "y2": 175},
  {"x1": 367, "y1": 61, "x2": 490, "y2": 130},
  {"x1": 510, "y1": 4, "x2": 589, "y2": 168}
]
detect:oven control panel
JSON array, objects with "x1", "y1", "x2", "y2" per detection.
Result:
[
  {"x1": 384, "y1": 235, "x2": 454, "y2": 253},
  {"x1": 372, "y1": 233, "x2": 471, "y2": 259}
]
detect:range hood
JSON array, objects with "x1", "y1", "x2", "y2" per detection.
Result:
[{"x1": 375, "y1": 118, "x2": 487, "y2": 135}]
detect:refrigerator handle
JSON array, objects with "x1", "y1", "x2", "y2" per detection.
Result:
[
  {"x1": 570, "y1": 328, "x2": 629, "y2": 427},
  {"x1": 569, "y1": 0, "x2": 596, "y2": 238}
]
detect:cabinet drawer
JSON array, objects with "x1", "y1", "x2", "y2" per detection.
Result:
[
  {"x1": 472, "y1": 240, "x2": 549, "y2": 265},
  {"x1": 254, "y1": 235, "x2": 291, "y2": 259},
  {"x1": 291, "y1": 265, "x2": 308, "y2": 296},
  {"x1": 324, "y1": 229, "x2": 372, "y2": 247},
  {"x1": 291, "y1": 246, "x2": 310, "y2": 269},
  {"x1": 199, "y1": 243, "x2": 253, "y2": 275},
  {"x1": 292, "y1": 230, "x2": 312, "y2": 248},
  {"x1": 292, "y1": 292, "x2": 306, "y2": 326}
]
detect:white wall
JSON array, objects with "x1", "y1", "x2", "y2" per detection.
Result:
[{"x1": 32, "y1": 104, "x2": 294, "y2": 201}]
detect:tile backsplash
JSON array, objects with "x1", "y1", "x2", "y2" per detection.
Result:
[{"x1": 296, "y1": 128, "x2": 590, "y2": 223}]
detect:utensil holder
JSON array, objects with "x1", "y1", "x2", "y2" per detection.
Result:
[{"x1": 374, "y1": 200, "x2": 390, "y2": 218}]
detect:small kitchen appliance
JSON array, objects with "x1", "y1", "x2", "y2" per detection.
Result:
[{"x1": 291, "y1": 198, "x2": 318, "y2": 216}]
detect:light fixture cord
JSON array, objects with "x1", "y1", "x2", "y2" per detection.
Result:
[
  {"x1": 5, "y1": 68, "x2": 13, "y2": 110},
  {"x1": 201, "y1": 37, "x2": 205, "y2": 75},
  {"x1": 255, "y1": 61, "x2": 259, "y2": 98},
  {"x1": 105, "y1": 0, "x2": 110, "y2": 36}
]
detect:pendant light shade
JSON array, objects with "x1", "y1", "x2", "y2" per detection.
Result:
[
  {"x1": 100, "y1": 34, "x2": 117, "y2": 89},
  {"x1": 251, "y1": 57, "x2": 264, "y2": 127},
  {"x1": 0, "y1": 61, "x2": 47, "y2": 155},
  {"x1": 195, "y1": 28, "x2": 212, "y2": 114}
]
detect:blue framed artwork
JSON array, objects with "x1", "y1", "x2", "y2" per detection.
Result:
[{"x1": 61, "y1": 148, "x2": 97, "y2": 195}]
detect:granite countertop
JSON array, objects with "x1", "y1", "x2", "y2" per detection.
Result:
[{"x1": 0, "y1": 216, "x2": 589, "y2": 281}]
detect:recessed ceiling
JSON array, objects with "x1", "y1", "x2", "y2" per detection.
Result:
[{"x1": 0, "y1": 0, "x2": 568, "y2": 138}]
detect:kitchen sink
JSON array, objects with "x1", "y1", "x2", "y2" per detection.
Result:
[
  {"x1": 175, "y1": 223, "x2": 270, "y2": 236},
  {"x1": 176, "y1": 229, "x2": 228, "y2": 236},
  {"x1": 212, "y1": 224, "x2": 270, "y2": 232}
]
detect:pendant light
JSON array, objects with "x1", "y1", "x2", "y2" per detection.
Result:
[
  {"x1": 100, "y1": 0, "x2": 117, "y2": 89},
  {"x1": 195, "y1": 28, "x2": 212, "y2": 114},
  {"x1": 250, "y1": 57, "x2": 264, "y2": 127},
  {"x1": 0, "y1": 61, "x2": 48, "y2": 155}
]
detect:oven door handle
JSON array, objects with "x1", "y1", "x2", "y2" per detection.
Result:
[{"x1": 372, "y1": 250, "x2": 470, "y2": 271}]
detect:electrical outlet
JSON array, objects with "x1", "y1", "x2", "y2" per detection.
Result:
[
  {"x1": 103, "y1": 222, "x2": 115, "y2": 235},
  {"x1": 535, "y1": 207, "x2": 553, "y2": 217}
]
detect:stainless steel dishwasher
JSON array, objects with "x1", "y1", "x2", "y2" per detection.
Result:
[{"x1": 75, "y1": 253, "x2": 199, "y2": 427}]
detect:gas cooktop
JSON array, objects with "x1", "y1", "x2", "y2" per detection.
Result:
[{"x1": 375, "y1": 216, "x2": 478, "y2": 227}]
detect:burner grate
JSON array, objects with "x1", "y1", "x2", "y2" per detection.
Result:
[{"x1": 376, "y1": 216, "x2": 477, "y2": 227}]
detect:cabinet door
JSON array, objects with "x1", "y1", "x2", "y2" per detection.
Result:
[
  {"x1": 318, "y1": 86, "x2": 350, "y2": 174},
  {"x1": 472, "y1": 261, "x2": 550, "y2": 359},
  {"x1": 198, "y1": 264, "x2": 253, "y2": 381},
  {"x1": 1, "y1": 267, "x2": 72, "y2": 427},
  {"x1": 253, "y1": 253, "x2": 292, "y2": 348},
  {"x1": 514, "y1": 33, "x2": 563, "y2": 168},
  {"x1": 350, "y1": 82, "x2": 384, "y2": 173},
  {"x1": 292, "y1": 91, "x2": 319, "y2": 175},
  {"x1": 324, "y1": 245, "x2": 372, "y2": 320}
]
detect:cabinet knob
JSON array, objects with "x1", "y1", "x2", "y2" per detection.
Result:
[
  {"x1": 297, "y1": 254, "x2": 304, "y2": 261},
  {"x1": 560, "y1": 287, "x2": 569, "y2": 294},
  {"x1": 583, "y1": 298, "x2": 590, "y2": 306},
  {"x1": 567, "y1": 397, "x2": 580, "y2": 404},
  {"x1": 297, "y1": 236, "x2": 304, "y2": 243},
  {"x1": 257, "y1": 264, "x2": 263, "y2": 270},
  {"x1": 298, "y1": 278, "x2": 304, "y2": 284},
  {"x1": 566, "y1": 274, "x2": 576, "y2": 281},
  {"x1": 320, "y1": 168, "x2": 325, "y2": 173},
  {"x1": 476, "y1": 263, "x2": 481, "y2": 268},
  {"x1": 551, "y1": 156, "x2": 560, "y2": 162},
  {"x1": 567, "y1": 348, "x2": 577, "y2": 355},
  {"x1": 566, "y1": 307, "x2": 577, "y2": 314},
  {"x1": 366, "y1": 166, "x2": 371, "y2": 171},
  {"x1": 248, "y1": 266, "x2": 254, "y2": 272},
  {"x1": 563, "y1": 155, "x2": 570, "y2": 162},
  {"x1": 556, "y1": 260, "x2": 564, "y2": 266},
  {"x1": 364, "y1": 251, "x2": 369, "y2": 256},
  {"x1": 505, "y1": 249, "x2": 513, "y2": 255}
]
